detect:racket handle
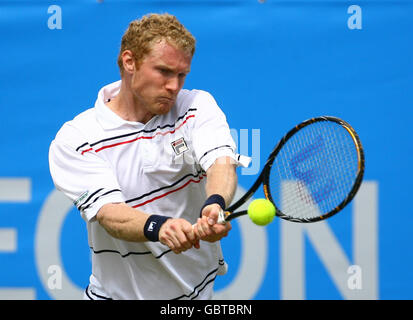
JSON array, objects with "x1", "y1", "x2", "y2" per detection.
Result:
[
  {"x1": 217, "y1": 209, "x2": 228, "y2": 224},
  {"x1": 192, "y1": 209, "x2": 228, "y2": 228}
]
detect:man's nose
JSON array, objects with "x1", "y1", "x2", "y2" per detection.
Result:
[{"x1": 165, "y1": 76, "x2": 180, "y2": 92}]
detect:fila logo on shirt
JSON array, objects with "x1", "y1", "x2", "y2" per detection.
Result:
[{"x1": 171, "y1": 137, "x2": 189, "y2": 155}]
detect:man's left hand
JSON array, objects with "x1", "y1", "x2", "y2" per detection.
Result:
[{"x1": 193, "y1": 203, "x2": 232, "y2": 243}]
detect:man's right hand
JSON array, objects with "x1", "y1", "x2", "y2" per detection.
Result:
[{"x1": 158, "y1": 218, "x2": 200, "y2": 254}]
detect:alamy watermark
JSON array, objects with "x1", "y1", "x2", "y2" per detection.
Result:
[
  {"x1": 46, "y1": 4, "x2": 362, "y2": 31},
  {"x1": 347, "y1": 265, "x2": 362, "y2": 290},
  {"x1": 47, "y1": 5, "x2": 62, "y2": 30},
  {"x1": 347, "y1": 5, "x2": 362, "y2": 30},
  {"x1": 47, "y1": 264, "x2": 62, "y2": 290},
  {"x1": 164, "y1": 128, "x2": 261, "y2": 176}
]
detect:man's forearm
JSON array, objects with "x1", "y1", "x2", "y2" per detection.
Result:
[
  {"x1": 205, "y1": 156, "x2": 238, "y2": 208},
  {"x1": 97, "y1": 203, "x2": 150, "y2": 242},
  {"x1": 96, "y1": 203, "x2": 199, "y2": 253}
]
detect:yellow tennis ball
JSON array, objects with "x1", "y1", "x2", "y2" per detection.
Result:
[{"x1": 247, "y1": 199, "x2": 276, "y2": 226}]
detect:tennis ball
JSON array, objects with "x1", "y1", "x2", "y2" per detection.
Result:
[{"x1": 247, "y1": 199, "x2": 276, "y2": 226}]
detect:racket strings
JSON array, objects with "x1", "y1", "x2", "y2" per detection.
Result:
[{"x1": 269, "y1": 121, "x2": 360, "y2": 220}]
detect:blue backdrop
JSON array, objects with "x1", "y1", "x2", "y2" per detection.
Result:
[{"x1": 0, "y1": 0, "x2": 412, "y2": 300}]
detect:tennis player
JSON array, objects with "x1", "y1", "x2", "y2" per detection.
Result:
[{"x1": 49, "y1": 13, "x2": 244, "y2": 300}]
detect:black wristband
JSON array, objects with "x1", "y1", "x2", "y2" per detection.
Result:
[
  {"x1": 200, "y1": 194, "x2": 226, "y2": 216},
  {"x1": 143, "y1": 215, "x2": 171, "y2": 242}
]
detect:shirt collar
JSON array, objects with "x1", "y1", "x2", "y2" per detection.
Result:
[{"x1": 95, "y1": 80, "x2": 151, "y2": 130}]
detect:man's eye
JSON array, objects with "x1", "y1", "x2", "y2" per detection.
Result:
[{"x1": 159, "y1": 68, "x2": 171, "y2": 75}]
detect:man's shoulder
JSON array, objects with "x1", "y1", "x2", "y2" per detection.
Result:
[
  {"x1": 178, "y1": 88, "x2": 214, "y2": 103},
  {"x1": 54, "y1": 107, "x2": 97, "y2": 143},
  {"x1": 176, "y1": 89, "x2": 218, "y2": 112}
]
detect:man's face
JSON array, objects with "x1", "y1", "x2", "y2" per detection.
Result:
[{"x1": 130, "y1": 40, "x2": 192, "y2": 116}]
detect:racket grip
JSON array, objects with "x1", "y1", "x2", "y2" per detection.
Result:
[
  {"x1": 217, "y1": 209, "x2": 228, "y2": 224},
  {"x1": 192, "y1": 209, "x2": 228, "y2": 228}
]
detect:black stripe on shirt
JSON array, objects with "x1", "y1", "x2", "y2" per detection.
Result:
[
  {"x1": 77, "y1": 188, "x2": 103, "y2": 210},
  {"x1": 84, "y1": 264, "x2": 217, "y2": 300},
  {"x1": 76, "y1": 142, "x2": 89, "y2": 152},
  {"x1": 80, "y1": 189, "x2": 122, "y2": 212},
  {"x1": 90, "y1": 246, "x2": 172, "y2": 259},
  {"x1": 84, "y1": 285, "x2": 94, "y2": 300},
  {"x1": 189, "y1": 276, "x2": 216, "y2": 300},
  {"x1": 75, "y1": 108, "x2": 197, "y2": 151},
  {"x1": 172, "y1": 268, "x2": 218, "y2": 300},
  {"x1": 198, "y1": 145, "x2": 234, "y2": 164},
  {"x1": 125, "y1": 170, "x2": 204, "y2": 205},
  {"x1": 85, "y1": 285, "x2": 112, "y2": 300}
]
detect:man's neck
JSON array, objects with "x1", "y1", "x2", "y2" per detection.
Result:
[{"x1": 106, "y1": 81, "x2": 154, "y2": 124}]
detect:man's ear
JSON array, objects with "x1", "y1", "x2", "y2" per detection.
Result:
[{"x1": 121, "y1": 50, "x2": 135, "y2": 74}]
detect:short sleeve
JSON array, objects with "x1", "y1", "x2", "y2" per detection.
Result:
[
  {"x1": 49, "y1": 123, "x2": 125, "y2": 222},
  {"x1": 191, "y1": 91, "x2": 237, "y2": 171}
]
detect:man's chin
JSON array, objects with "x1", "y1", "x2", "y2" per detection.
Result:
[{"x1": 154, "y1": 102, "x2": 174, "y2": 115}]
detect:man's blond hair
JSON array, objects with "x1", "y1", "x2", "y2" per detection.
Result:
[{"x1": 117, "y1": 13, "x2": 196, "y2": 75}]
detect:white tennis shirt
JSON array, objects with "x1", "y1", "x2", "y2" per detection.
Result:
[{"x1": 49, "y1": 80, "x2": 239, "y2": 300}]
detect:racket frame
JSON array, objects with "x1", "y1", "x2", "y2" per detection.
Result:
[{"x1": 223, "y1": 116, "x2": 365, "y2": 223}]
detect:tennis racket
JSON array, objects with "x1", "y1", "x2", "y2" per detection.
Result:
[{"x1": 218, "y1": 116, "x2": 365, "y2": 224}]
